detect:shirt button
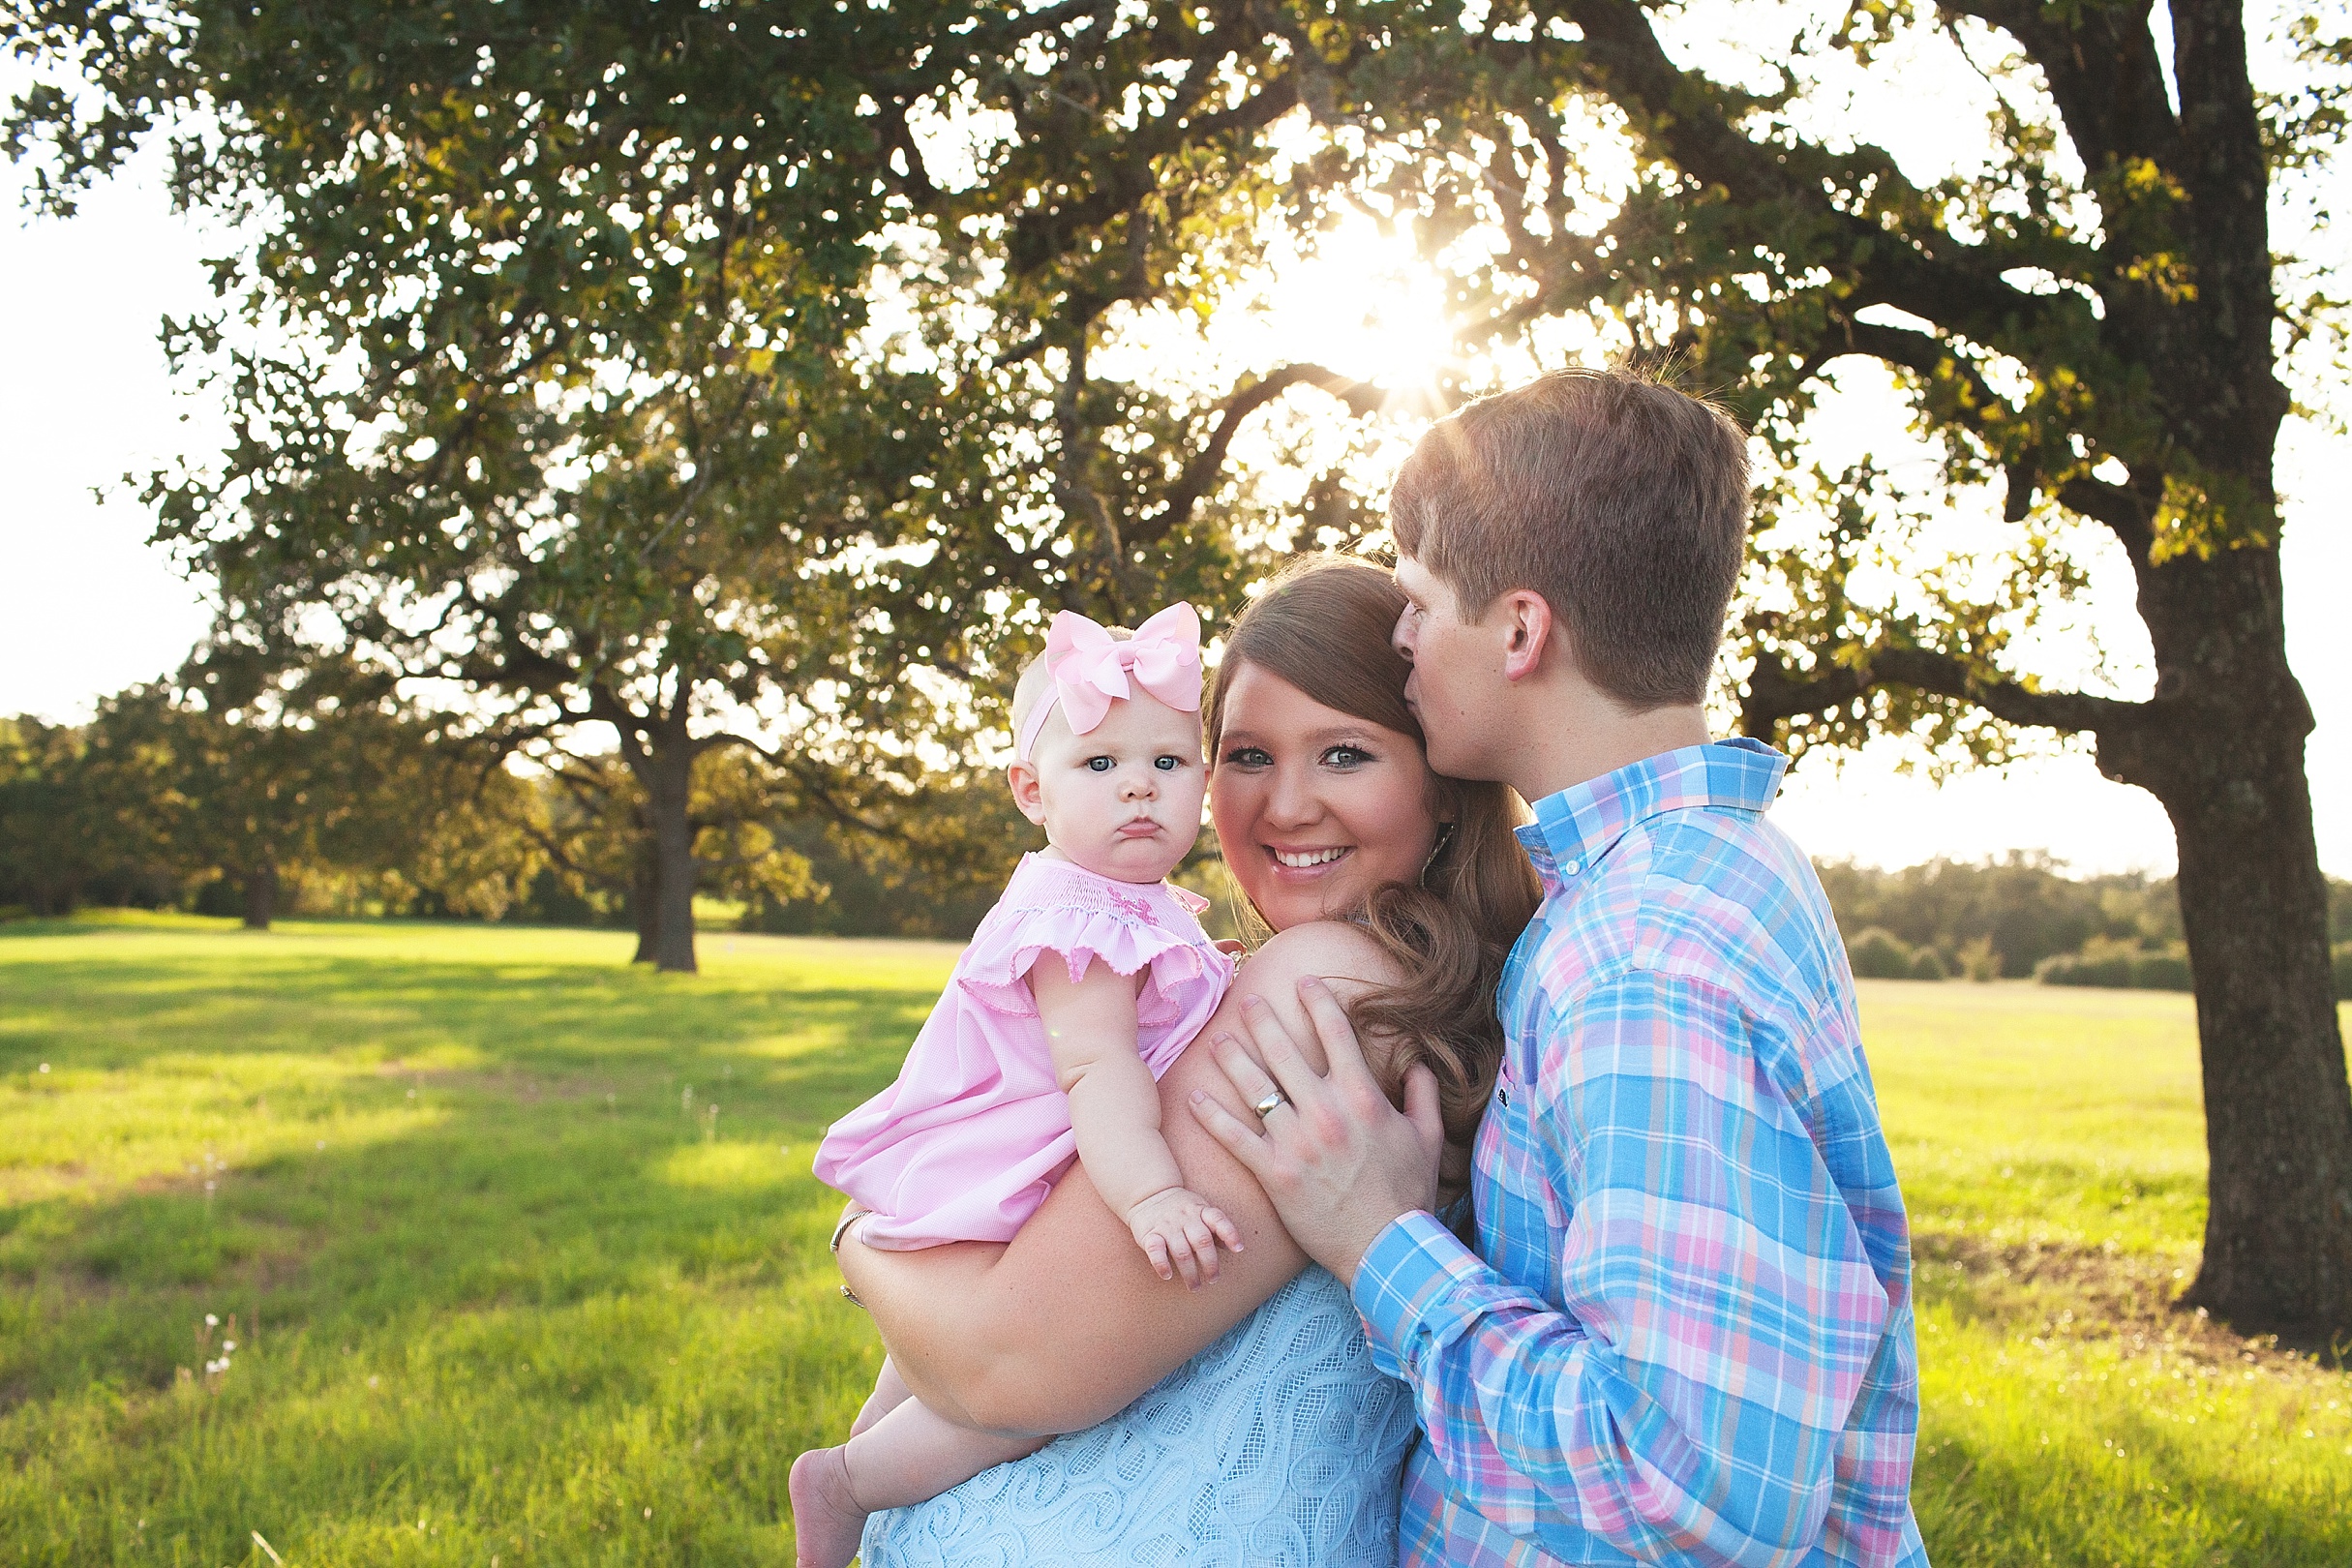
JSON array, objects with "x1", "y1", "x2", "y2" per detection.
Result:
[{"x1": 1561, "y1": 859, "x2": 1582, "y2": 875}]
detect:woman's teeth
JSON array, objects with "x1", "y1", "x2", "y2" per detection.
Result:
[{"x1": 1272, "y1": 847, "x2": 1348, "y2": 869}]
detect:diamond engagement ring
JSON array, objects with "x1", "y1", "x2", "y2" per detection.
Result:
[{"x1": 1251, "y1": 1087, "x2": 1289, "y2": 1119}]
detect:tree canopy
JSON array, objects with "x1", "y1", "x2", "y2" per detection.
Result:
[{"x1": 8, "y1": 0, "x2": 2346, "y2": 1331}]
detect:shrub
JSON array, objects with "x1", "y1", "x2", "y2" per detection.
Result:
[
  {"x1": 1956, "y1": 934, "x2": 2004, "y2": 981},
  {"x1": 1907, "y1": 946, "x2": 1949, "y2": 981},
  {"x1": 1847, "y1": 926, "x2": 1915, "y2": 980},
  {"x1": 2036, "y1": 937, "x2": 2193, "y2": 992},
  {"x1": 2037, "y1": 949, "x2": 2130, "y2": 988},
  {"x1": 2129, "y1": 950, "x2": 2193, "y2": 991}
]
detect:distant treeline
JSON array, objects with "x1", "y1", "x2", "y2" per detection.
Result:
[
  {"x1": 0, "y1": 692, "x2": 1029, "y2": 944},
  {"x1": 10, "y1": 704, "x2": 2348, "y2": 998},
  {"x1": 1819, "y1": 854, "x2": 2352, "y2": 998}
]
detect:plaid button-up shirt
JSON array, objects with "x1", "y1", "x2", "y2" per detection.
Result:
[{"x1": 1354, "y1": 739, "x2": 1928, "y2": 1567}]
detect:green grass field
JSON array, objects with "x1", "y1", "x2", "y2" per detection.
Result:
[{"x1": 2, "y1": 917, "x2": 2346, "y2": 1566}]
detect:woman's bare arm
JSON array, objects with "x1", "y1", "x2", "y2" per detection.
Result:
[{"x1": 835, "y1": 920, "x2": 1399, "y2": 1438}]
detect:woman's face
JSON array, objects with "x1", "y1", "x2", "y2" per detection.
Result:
[{"x1": 1210, "y1": 661, "x2": 1444, "y2": 933}]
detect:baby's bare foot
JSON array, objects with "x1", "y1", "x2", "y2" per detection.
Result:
[{"x1": 789, "y1": 1446, "x2": 867, "y2": 1568}]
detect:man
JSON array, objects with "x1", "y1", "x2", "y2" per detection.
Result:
[{"x1": 1191, "y1": 368, "x2": 1928, "y2": 1566}]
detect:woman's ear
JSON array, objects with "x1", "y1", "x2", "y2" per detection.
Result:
[{"x1": 1006, "y1": 759, "x2": 1049, "y2": 825}]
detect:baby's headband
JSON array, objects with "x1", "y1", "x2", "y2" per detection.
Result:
[{"x1": 1015, "y1": 603, "x2": 1204, "y2": 761}]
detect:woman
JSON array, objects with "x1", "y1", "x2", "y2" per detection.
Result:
[{"x1": 835, "y1": 558, "x2": 1540, "y2": 1564}]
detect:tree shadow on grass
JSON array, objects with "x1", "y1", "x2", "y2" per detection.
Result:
[
  {"x1": 1, "y1": 944, "x2": 945, "y2": 1075},
  {"x1": 1911, "y1": 1229, "x2": 2350, "y2": 1373},
  {"x1": 1, "y1": 931, "x2": 950, "y2": 1418}
]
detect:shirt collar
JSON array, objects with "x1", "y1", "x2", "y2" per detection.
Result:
[{"x1": 1513, "y1": 738, "x2": 1788, "y2": 890}]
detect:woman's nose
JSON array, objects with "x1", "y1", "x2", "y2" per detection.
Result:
[{"x1": 1263, "y1": 764, "x2": 1317, "y2": 827}]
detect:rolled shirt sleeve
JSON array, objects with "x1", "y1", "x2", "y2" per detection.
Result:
[{"x1": 1355, "y1": 969, "x2": 1894, "y2": 1567}]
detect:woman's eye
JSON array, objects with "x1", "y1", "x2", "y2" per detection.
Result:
[
  {"x1": 1086, "y1": 756, "x2": 1114, "y2": 772},
  {"x1": 1321, "y1": 745, "x2": 1372, "y2": 769},
  {"x1": 1221, "y1": 746, "x2": 1272, "y2": 769}
]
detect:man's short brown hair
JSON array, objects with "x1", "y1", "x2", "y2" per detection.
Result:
[{"x1": 1388, "y1": 366, "x2": 1751, "y2": 710}]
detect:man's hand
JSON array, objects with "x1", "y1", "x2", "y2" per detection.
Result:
[{"x1": 1187, "y1": 975, "x2": 1446, "y2": 1283}]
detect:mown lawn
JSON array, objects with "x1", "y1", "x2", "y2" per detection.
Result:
[{"x1": 1, "y1": 916, "x2": 2346, "y2": 1566}]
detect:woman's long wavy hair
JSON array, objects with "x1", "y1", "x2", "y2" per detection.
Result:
[{"x1": 1207, "y1": 557, "x2": 1542, "y2": 1148}]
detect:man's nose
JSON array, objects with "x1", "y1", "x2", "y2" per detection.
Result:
[{"x1": 1391, "y1": 605, "x2": 1416, "y2": 662}]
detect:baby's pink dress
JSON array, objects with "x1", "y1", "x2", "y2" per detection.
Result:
[{"x1": 814, "y1": 854, "x2": 1233, "y2": 1250}]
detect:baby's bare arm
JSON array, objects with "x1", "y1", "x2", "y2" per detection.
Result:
[{"x1": 1031, "y1": 956, "x2": 1184, "y2": 1218}]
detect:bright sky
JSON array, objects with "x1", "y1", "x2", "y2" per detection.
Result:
[{"x1": 3, "y1": 32, "x2": 2346, "y2": 879}]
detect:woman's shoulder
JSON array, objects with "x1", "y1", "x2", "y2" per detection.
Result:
[{"x1": 1239, "y1": 919, "x2": 1406, "y2": 990}]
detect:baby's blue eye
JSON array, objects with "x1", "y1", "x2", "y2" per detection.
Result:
[
  {"x1": 1086, "y1": 756, "x2": 1114, "y2": 772},
  {"x1": 1154, "y1": 755, "x2": 1184, "y2": 771}
]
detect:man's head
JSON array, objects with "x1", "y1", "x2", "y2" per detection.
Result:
[{"x1": 1387, "y1": 366, "x2": 1751, "y2": 781}]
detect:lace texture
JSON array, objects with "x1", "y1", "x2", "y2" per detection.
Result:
[{"x1": 859, "y1": 1269, "x2": 1415, "y2": 1566}]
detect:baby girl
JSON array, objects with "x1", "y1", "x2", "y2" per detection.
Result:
[{"x1": 788, "y1": 602, "x2": 1240, "y2": 1568}]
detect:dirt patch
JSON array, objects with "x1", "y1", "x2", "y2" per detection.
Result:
[{"x1": 1915, "y1": 1230, "x2": 2345, "y2": 1375}]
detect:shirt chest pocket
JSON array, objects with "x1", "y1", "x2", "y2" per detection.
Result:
[{"x1": 1475, "y1": 1059, "x2": 1558, "y2": 1293}]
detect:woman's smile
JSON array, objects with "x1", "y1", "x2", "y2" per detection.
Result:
[{"x1": 1266, "y1": 844, "x2": 1352, "y2": 871}]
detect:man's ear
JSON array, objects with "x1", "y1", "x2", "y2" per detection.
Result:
[
  {"x1": 1007, "y1": 758, "x2": 1048, "y2": 825},
  {"x1": 1497, "y1": 589, "x2": 1555, "y2": 682}
]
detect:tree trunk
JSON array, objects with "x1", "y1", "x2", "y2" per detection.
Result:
[
  {"x1": 242, "y1": 860, "x2": 278, "y2": 930},
  {"x1": 645, "y1": 736, "x2": 699, "y2": 975},
  {"x1": 598, "y1": 686, "x2": 701, "y2": 975},
  {"x1": 2156, "y1": 745, "x2": 2352, "y2": 1342},
  {"x1": 2097, "y1": 559, "x2": 2352, "y2": 1341},
  {"x1": 630, "y1": 836, "x2": 660, "y2": 965},
  {"x1": 616, "y1": 728, "x2": 696, "y2": 973}
]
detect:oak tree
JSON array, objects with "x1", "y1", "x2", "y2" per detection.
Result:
[{"x1": 4, "y1": 0, "x2": 980, "y2": 970}]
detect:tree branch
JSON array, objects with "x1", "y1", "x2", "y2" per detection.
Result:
[
  {"x1": 1141, "y1": 363, "x2": 1393, "y2": 541},
  {"x1": 1559, "y1": 0, "x2": 2065, "y2": 346},
  {"x1": 1742, "y1": 645, "x2": 2145, "y2": 737},
  {"x1": 2055, "y1": 474, "x2": 2156, "y2": 559},
  {"x1": 1936, "y1": 1, "x2": 2180, "y2": 176},
  {"x1": 1004, "y1": 37, "x2": 1305, "y2": 278}
]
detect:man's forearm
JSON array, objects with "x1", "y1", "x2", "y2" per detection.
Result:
[{"x1": 1354, "y1": 1211, "x2": 1856, "y2": 1567}]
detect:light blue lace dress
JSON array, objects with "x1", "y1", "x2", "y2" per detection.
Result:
[{"x1": 858, "y1": 1267, "x2": 1416, "y2": 1566}]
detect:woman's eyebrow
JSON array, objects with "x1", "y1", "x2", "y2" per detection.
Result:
[{"x1": 1220, "y1": 725, "x2": 1375, "y2": 748}]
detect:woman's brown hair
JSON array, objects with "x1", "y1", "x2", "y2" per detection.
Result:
[{"x1": 1206, "y1": 557, "x2": 1543, "y2": 1149}]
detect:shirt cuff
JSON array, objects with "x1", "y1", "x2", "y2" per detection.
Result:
[{"x1": 1351, "y1": 1208, "x2": 1487, "y2": 1380}]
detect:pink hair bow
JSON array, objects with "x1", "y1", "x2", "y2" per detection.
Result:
[{"x1": 1016, "y1": 603, "x2": 1203, "y2": 759}]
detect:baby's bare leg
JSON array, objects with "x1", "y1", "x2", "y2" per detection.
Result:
[
  {"x1": 845, "y1": 1395, "x2": 1047, "y2": 1510},
  {"x1": 790, "y1": 1392, "x2": 1046, "y2": 1568},
  {"x1": 851, "y1": 1354, "x2": 913, "y2": 1437}
]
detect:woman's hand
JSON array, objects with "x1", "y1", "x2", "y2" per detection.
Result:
[{"x1": 1189, "y1": 975, "x2": 1447, "y2": 1285}]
